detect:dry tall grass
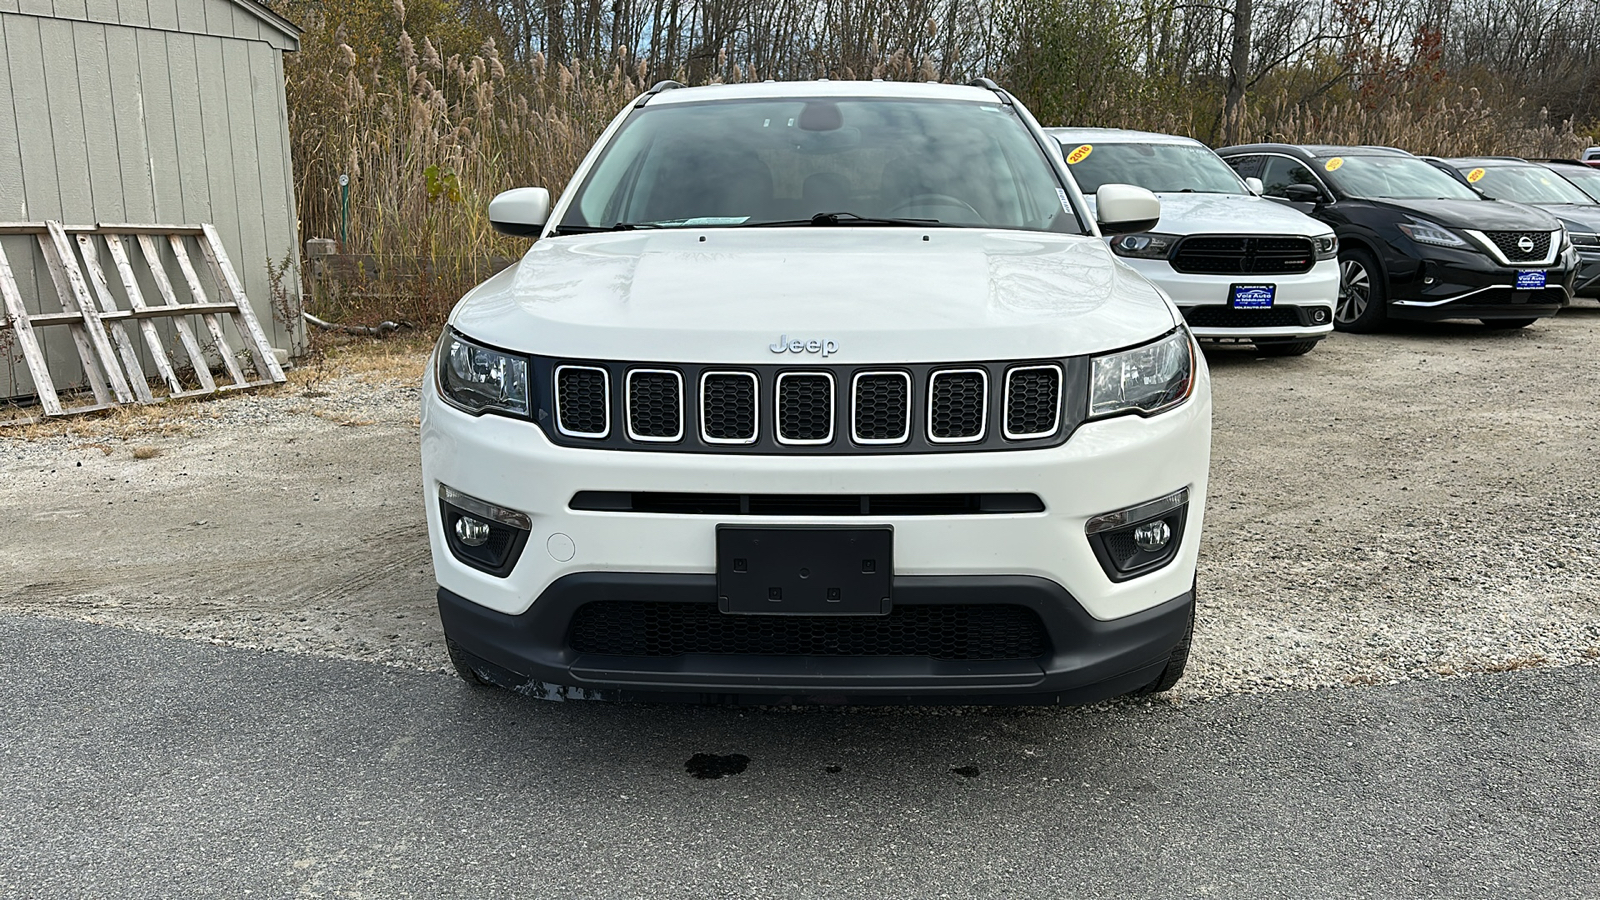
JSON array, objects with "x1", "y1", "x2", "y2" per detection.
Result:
[{"x1": 282, "y1": 3, "x2": 1596, "y2": 328}]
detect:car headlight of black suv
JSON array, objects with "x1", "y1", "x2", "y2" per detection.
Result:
[{"x1": 1395, "y1": 218, "x2": 1470, "y2": 250}]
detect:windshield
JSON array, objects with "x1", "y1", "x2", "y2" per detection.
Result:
[
  {"x1": 1321, "y1": 155, "x2": 1480, "y2": 200},
  {"x1": 557, "y1": 98, "x2": 1082, "y2": 234},
  {"x1": 1060, "y1": 141, "x2": 1246, "y2": 194},
  {"x1": 1466, "y1": 165, "x2": 1595, "y2": 204},
  {"x1": 1546, "y1": 165, "x2": 1600, "y2": 203}
]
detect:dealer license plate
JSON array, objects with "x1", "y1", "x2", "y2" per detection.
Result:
[
  {"x1": 1516, "y1": 270, "x2": 1547, "y2": 290},
  {"x1": 716, "y1": 526, "x2": 892, "y2": 616},
  {"x1": 1230, "y1": 283, "x2": 1276, "y2": 308}
]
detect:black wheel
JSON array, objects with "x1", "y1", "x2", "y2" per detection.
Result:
[
  {"x1": 446, "y1": 639, "x2": 497, "y2": 689},
  {"x1": 1335, "y1": 249, "x2": 1387, "y2": 333},
  {"x1": 1255, "y1": 340, "x2": 1319, "y2": 357},
  {"x1": 1479, "y1": 318, "x2": 1538, "y2": 329},
  {"x1": 1139, "y1": 585, "x2": 1195, "y2": 695}
]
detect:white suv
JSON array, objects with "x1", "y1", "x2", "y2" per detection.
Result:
[
  {"x1": 1048, "y1": 128, "x2": 1339, "y2": 356},
  {"x1": 422, "y1": 81, "x2": 1211, "y2": 705}
]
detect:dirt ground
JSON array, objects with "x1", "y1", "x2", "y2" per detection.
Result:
[{"x1": 2, "y1": 306, "x2": 1597, "y2": 702}]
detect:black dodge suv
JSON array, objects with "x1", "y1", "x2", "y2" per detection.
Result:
[{"x1": 1218, "y1": 144, "x2": 1576, "y2": 331}]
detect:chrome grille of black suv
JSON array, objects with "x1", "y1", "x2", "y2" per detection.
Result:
[
  {"x1": 1171, "y1": 236, "x2": 1315, "y2": 275},
  {"x1": 777, "y1": 373, "x2": 834, "y2": 444},
  {"x1": 568, "y1": 601, "x2": 1049, "y2": 660},
  {"x1": 928, "y1": 370, "x2": 987, "y2": 442},
  {"x1": 1484, "y1": 231, "x2": 1552, "y2": 262},
  {"x1": 626, "y1": 370, "x2": 682, "y2": 441},
  {"x1": 853, "y1": 372, "x2": 910, "y2": 443},
  {"x1": 1004, "y1": 366, "x2": 1061, "y2": 438},
  {"x1": 701, "y1": 372, "x2": 757, "y2": 443},
  {"x1": 555, "y1": 365, "x2": 609, "y2": 437}
]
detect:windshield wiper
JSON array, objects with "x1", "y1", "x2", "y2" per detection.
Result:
[
  {"x1": 743, "y1": 211, "x2": 945, "y2": 228},
  {"x1": 549, "y1": 222, "x2": 662, "y2": 236}
]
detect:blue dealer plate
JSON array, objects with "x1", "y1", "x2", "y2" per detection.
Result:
[
  {"x1": 1516, "y1": 270, "x2": 1547, "y2": 290},
  {"x1": 1230, "y1": 284, "x2": 1276, "y2": 309}
]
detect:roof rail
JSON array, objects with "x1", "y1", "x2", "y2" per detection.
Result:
[
  {"x1": 967, "y1": 76, "x2": 1013, "y2": 106},
  {"x1": 635, "y1": 80, "x2": 687, "y2": 108}
]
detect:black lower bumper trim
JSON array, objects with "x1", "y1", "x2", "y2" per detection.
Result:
[{"x1": 438, "y1": 573, "x2": 1193, "y2": 705}]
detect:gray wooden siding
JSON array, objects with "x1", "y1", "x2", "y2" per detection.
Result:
[{"x1": 0, "y1": 4, "x2": 302, "y2": 401}]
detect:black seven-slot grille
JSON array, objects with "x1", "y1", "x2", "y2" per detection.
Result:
[
  {"x1": 1170, "y1": 235, "x2": 1315, "y2": 275},
  {"x1": 1484, "y1": 231, "x2": 1553, "y2": 263},
  {"x1": 541, "y1": 358, "x2": 1091, "y2": 454},
  {"x1": 568, "y1": 600, "x2": 1050, "y2": 660}
]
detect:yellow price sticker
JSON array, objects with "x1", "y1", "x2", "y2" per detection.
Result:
[
  {"x1": 1467, "y1": 168, "x2": 1486, "y2": 183},
  {"x1": 1066, "y1": 144, "x2": 1093, "y2": 165},
  {"x1": 1324, "y1": 157, "x2": 1344, "y2": 172}
]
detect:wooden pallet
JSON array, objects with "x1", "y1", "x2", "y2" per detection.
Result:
[{"x1": 0, "y1": 221, "x2": 286, "y2": 417}]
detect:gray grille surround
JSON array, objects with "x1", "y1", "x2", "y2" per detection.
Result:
[
  {"x1": 554, "y1": 364, "x2": 610, "y2": 438},
  {"x1": 851, "y1": 370, "x2": 912, "y2": 445},
  {"x1": 625, "y1": 368, "x2": 684, "y2": 442},
  {"x1": 927, "y1": 368, "x2": 988, "y2": 444},
  {"x1": 1002, "y1": 364, "x2": 1063, "y2": 440}
]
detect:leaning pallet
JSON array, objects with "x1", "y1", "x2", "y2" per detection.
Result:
[{"x1": 0, "y1": 221, "x2": 286, "y2": 417}]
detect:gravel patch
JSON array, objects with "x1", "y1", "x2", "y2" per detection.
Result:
[{"x1": 2, "y1": 310, "x2": 1598, "y2": 703}]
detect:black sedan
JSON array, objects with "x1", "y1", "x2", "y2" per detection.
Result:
[
  {"x1": 1218, "y1": 144, "x2": 1576, "y2": 331},
  {"x1": 1422, "y1": 157, "x2": 1600, "y2": 299}
]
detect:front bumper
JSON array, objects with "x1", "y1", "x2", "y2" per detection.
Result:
[
  {"x1": 440, "y1": 576, "x2": 1195, "y2": 705},
  {"x1": 421, "y1": 368, "x2": 1210, "y2": 623},
  {"x1": 1117, "y1": 256, "x2": 1338, "y2": 341},
  {"x1": 1385, "y1": 244, "x2": 1575, "y2": 319},
  {"x1": 1575, "y1": 250, "x2": 1600, "y2": 297}
]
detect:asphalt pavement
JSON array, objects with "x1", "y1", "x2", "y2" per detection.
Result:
[{"x1": 1, "y1": 612, "x2": 1595, "y2": 899}]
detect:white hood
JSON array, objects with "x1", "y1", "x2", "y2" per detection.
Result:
[
  {"x1": 451, "y1": 229, "x2": 1177, "y2": 365},
  {"x1": 1086, "y1": 192, "x2": 1333, "y2": 237}
]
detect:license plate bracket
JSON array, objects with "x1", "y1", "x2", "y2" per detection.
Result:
[
  {"x1": 1516, "y1": 270, "x2": 1547, "y2": 290},
  {"x1": 717, "y1": 526, "x2": 892, "y2": 616},
  {"x1": 1230, "y1": 283, "x2": 1277, "y2": 308}
]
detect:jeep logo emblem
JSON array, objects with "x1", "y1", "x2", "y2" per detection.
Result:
[
  {"x1": 769, "y1": 334, "x2": 838, "y2": 357},
  {"x1": 1517, "y1": 235, "x2": 1535, "y2": 253}
]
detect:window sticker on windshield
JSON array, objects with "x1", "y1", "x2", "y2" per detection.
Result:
[
  {"x1": 1467, "y1": 168, "x2": 1486, "y2": 183},
  {"x1": 666, "y1": 217, "x2": 750, "y2": 227},
  {"x1": 1066, "y1": 144, "x2": 1093, "y2": 165},
  {"x1": 1324, "y1": 157, "x2": 1344, "y2": 172},
  {"x1": 1055, "y1": 187, "x2": 1073, "y2": 213}
]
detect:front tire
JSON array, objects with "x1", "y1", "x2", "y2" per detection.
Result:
[
  {"x1": 1138, "y1": 587, "x2": 1195, "y2": 695},
  {"x1": 446, "y1": 639, "x2": 498, "y2": 689},
  {"x1": 1336, "y1": 249, "x2": 1388, "y2": 333},
  {"x1": 1256, "y1": 339, "x2": 1319, "y2": 357}
]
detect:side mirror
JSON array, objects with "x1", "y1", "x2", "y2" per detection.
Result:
[
  {"x1": 1281, "y1": 183, "x2": 1323, "y2": 204},
  {"x1": 1245, "y1": 176, "x2": 1265, "y2": 195},
  {"x1": 1096, "y1": 183, "x2": 1161, "y2": 235},
  {"x1": 488, "y1": 188, "x2": 551, "y2": 237}
]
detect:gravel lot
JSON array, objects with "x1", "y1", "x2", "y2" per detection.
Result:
[{"x1": 2, "y1": 306, "x2": 1598, "y2": 703}]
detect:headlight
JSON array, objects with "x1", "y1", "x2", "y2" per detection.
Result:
[
  {"x1": 1109, "y1": 232, "x2": 1180, "y2": 259},
  {"x1": 1090, "y1": 329, "x2": 1195, "y2": 418},
  {"x1": 436, "y1": 329, "x2": 530, "y2": 417},
  {"x1": 1313, "y1": 233, "x2": 1338, "y2": 259},
  {"x1": 1396, "y1": 218, "x2": 1468, "y2": 249},
  {"x1": 1570, "y1": 230, "x2": 1599, "y2": 248}
]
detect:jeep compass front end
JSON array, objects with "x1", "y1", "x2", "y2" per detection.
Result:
[{"x1": 421, "y1": 80, "x2": 1211, "y2": 704}]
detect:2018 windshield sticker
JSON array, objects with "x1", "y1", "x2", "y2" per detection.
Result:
[
  {"x1": 1066, "y1": 144, "x2": 1093, "y2": 165},
  {"x1": 1467, "y1": 168, "x2": 1486, "y2": 183},
  {"x1": 1324, "y1": 157, "x2": 1344, "y2": 172}
]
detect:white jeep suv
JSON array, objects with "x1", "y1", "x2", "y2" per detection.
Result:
[
  {"x1": 422, "y1": 80, "x2": 1211, "y2": 704},
  {"x1": 1048, "y1": 128, "x2": 1339, "y2": 356}
]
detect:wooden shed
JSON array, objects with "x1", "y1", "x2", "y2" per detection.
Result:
[{"x1": 0, "y1": 0, "x2": 302, "y2": 403}]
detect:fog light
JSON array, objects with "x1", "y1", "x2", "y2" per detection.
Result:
[
  {"x1": 455, "y1": 516, "x2": 491, "y2": 547},
  {"x1": 1134, "y1": 520, "x2": 1171, "y2": 552},
  {"x1": 1312, "y1": 308, "x2": 1329, "y2": 324}
]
